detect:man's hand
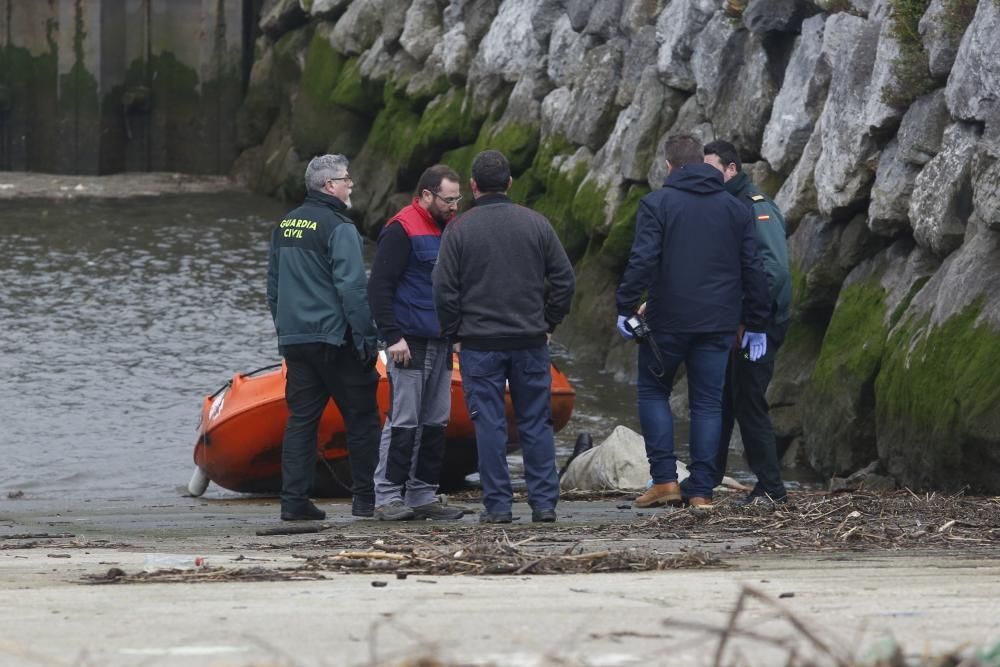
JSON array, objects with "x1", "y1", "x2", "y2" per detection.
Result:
[
  {"x1": 616, "y1": 315, "x2": 634, "y2": 340},
  {"x1": 546, "y1": 332, "x2": 552, "y2": 345},
  {"x1": 637, "y1": 302, "x2": 647, "y2": 316},
  {"x1": 741, "y1": 331, "x2": 767, "y2": 361},
  {"x1": 387, "y1": 339, "x2": 412, "y2": 367}
]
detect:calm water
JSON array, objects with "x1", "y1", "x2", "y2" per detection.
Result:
[{"x1": 0, "y1": 193, "x2": 772, "y2": 503}]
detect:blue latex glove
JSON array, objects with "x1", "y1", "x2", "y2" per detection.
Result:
[
  {"x1": 742, "y1": 331, "x2": 767, "y2": 361},
  {"x1": 617, "y1": 315, "x2": 634, "y2": 340}
]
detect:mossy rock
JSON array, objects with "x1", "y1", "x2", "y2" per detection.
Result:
[
  {"x1": 292, "y1": 28, "x2": 348, "y2": 156},
  {"x1": 800, "y1": 281, "x2": 888, "y2": 476},
  {"x1": 598, "y1": 184, "x2": 650, "y2": 271},
  {"x1": 329, "y1": 57, "x2": 384, "y2": 116},
  {"x1": 875, "y1": 302, "x2": 1000, "y2": 492},
  {"x1": 558, "y1": 252, "x2": 624, "y2": 363}
]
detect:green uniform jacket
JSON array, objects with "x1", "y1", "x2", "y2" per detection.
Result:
[
  {"x1": 726, "y1": 172, "x2": 792, "y2": 325},
  {"x1": 266, "y1": 190, "x2": 377, "y2": 357}
]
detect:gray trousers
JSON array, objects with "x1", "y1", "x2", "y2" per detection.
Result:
[{"x1": 374, "y1": 338, "x2": 452, "y2": 508}]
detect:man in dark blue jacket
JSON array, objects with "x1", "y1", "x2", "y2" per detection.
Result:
[
  {"x1": 616, "y1": 135, "x2": 770, "y2": 509},
  {"x1": 267, "y1": 154, "x2": 381, "y2": 521}
]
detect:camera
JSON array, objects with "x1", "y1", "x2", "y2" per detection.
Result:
[{"x1": 624, "y1": 313, "x2": 650, "y2": 339}]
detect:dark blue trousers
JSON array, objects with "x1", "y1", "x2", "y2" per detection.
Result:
[
  {"x1": 459, "y1": 347, "x2": 559, "y2": 515},
  {"x1": 636, "y1": 331, "x2": 730, "y2": 499}
]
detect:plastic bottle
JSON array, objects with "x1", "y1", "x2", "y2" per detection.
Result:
[{"x1": 143, "y1": 554, "x2": 208, "y2": 572}]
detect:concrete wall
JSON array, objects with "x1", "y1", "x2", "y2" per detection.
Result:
[{"x1": 0, "y1": 0, "x2": 250, "y2": 174}]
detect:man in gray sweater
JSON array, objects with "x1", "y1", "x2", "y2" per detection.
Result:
[{"x1": 433, "y1": 150, "x2": 576, "y2": 523}]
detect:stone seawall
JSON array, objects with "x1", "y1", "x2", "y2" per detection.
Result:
[{"x1": 236, "y1": 0, "x2": 1000, "y2": 492}]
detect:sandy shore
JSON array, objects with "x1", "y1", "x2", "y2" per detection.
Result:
[
  {"x1": 2, "y1": 492, "x2": 999, "y2": 666},
  {"x1": 0, "y1": 172, "x2": 243, "y2": 199}
]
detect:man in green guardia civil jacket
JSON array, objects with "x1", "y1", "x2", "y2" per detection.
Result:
[{"x1": 700, "y1": 139, "x2": 792, "y2": 504}]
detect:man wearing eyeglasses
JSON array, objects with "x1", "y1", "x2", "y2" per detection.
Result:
[
  {"x1": 367, "y1": 164, "x2": 465, "y2": 521},
  {"x1": 267, "y1": 154, "x2": 381, "y2": 522}
]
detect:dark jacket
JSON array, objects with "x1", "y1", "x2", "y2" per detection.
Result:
[
  {"x1": 368, "y1": 200, "x2": 447, "y2": 345},
  {"x1": 724, "y1": 172, "x2": 792, "y2": 325},
  {"x1": 266, "y1": 190, "x2": 377, "y2": 357},
  {"x1": 616, "y1": 163, "x2": 770, "y2": 333},
  {"x1": 432, "y1": 193, "x2": 576, "y2": 350}
]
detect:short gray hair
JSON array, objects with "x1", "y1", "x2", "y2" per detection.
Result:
[{"x1": 304, "y1": 154, "x2": 349, "y2": 191}]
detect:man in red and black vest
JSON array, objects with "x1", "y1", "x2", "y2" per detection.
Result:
[{"x1": 367, "y1": 165, "x2": 465, "y2": 521}]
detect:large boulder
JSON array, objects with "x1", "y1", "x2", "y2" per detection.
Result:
[
  {"x1": 908, "y1": 121, "x2": 981, "y2": 257},
  {"x1": 895, "y1": 88, "x2": 949, "y2": 165},
  {"x1": 773, "y1": 126, "x2": 820, "y2": 233},
  {"x1": 761, "y1": 15, "x2": 828, "y2": 174},
  {"x1": 788, "y1": 212, "x2": 885, "y2": 322},
  {"x1": 467, "y1": 0, "x2": 546, "y2": 103},
  {"x1": 547, "y1": 14, "x2": 597, "y2": 88},
  {"x1": 812, "y1": 13, "x2": 881, "y2": 219},
  {"x1": 867, "y1": 89, "x2": 949, "y2": 236},
  {"x1": 918, "y1": 0, "x2": 971, "y2": 81},
  {"x1": 330, "y1": 0, "x2": 384, "y2": 55},
  {"x1": 692, "y1": 13, "x2": 779, "y2": 153},
  {"x1": 304, "y1": 0, "x2": 352, "y2": 20},
  {"x1": 972, "y1": 152, "x2": 1000, "y2": 231},
  {"x1": 862, "y1": 14, "x2": 906, "y2": 132},
  {"x1": 616, "y1": 24, "x2": 658, "y2": 106},
  {"x1": 655, "y1": 0, "x2": 719, "y2": 92},
  {"x1": 399, "y1": 0, "x2": 444, "y2": 61},
  {"x1": 557, "y1": 40, "x2": 625, "y2": 150},
  {"x1": 875, "y1": 221, "x2": 1000, "y2": 493},
  {"x1": 260, "y1": 0, "x2": 307, "y2": 37},
  {"x1": 742, "y1": 0, "x2": 815, "y2": 34},
  {"x1": 945, "y1": 0, "x2": 1000, "y2": 135},
  {"x1": 799, "y1": 239, "x2": 938, "y2": 476},
  {"x1": 583, "y1": 0, "x2": 624, "y2": 40}
]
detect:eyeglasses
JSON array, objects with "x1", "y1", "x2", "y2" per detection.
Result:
[
  {"x1": 328, "y1": 176, "x2": 353, "y2": 185},
  {"x1": 428, "y1": 191, "x2": 462, "y2": 206}
]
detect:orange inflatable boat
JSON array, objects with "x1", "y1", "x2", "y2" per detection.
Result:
[{"x1": 188, "y1": 353, "x2": 575, "y2": 497}]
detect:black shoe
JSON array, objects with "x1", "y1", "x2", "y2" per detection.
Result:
[
  {"x1": 281, "y1": 501, "x2": 326, "y2": 521},
  {"x1": 735, "y1": 491, "x2": 788, "y2": 506},
  {"x1": 479, "y1": 511, "x2": 513, "y2": 524},
  {"x1": 531, "y1": 508, "x2": 556, "y2": 523},
  {"x1": 352, "y1": 495, "x2": 375, "y2": 518}
]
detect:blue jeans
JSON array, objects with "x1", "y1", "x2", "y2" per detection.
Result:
[
  {"x1": 636, "y1": 331, "x2": 730, "y2": 499},
  {"x1": 459, "y1": 347, "x2": 558, "y2": 515}
]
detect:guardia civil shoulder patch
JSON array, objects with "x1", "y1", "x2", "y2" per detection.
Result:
[{"x1": 757, "y1": 214, "x2": 770, "y2": 221}]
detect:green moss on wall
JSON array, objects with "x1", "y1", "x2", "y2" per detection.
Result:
[
  {"x1": 532, "y1": 155, "x2": 590, "y2": 262},
  {"x1": 876, "y1": 301, "x2": 1000, "y2": 438},
  {"x1": 809, "y1": 282, "x2": 887, "y2": 396},
  {"x1": 599, "y1": 184, "x2": 650, "y2": 270},
  {"x1": 329, "y1": 57, "x2": 383, "y2": 116},
  {"x1": 571, "y1": 179, "x2": 609, "y2": 238},
  {"x1": 889, "y1": 276, "x2": 930, "y2": 328},
  {"x1": 301, "y1": 30, "x2": 344, "y2": 103}
]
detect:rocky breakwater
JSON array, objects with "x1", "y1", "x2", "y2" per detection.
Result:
[{"x1": 233, "y1": 0, "x2": 1000, "y2": 492}]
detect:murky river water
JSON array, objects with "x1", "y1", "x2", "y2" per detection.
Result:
[{"x1": 1, "y1": 193, "x2": 783, "y2": 504}]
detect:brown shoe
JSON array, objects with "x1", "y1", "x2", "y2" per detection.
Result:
[
  {"x1": 688, "y1": 496, "x2": 714, "y2": 509},
  {"x1": 634, "y1": 482, "x2": 682, "y2": 508}
]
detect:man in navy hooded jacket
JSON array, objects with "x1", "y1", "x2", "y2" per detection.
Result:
[{"x1": 615, "y1": 134, "x2": 770, "y2": 509}]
